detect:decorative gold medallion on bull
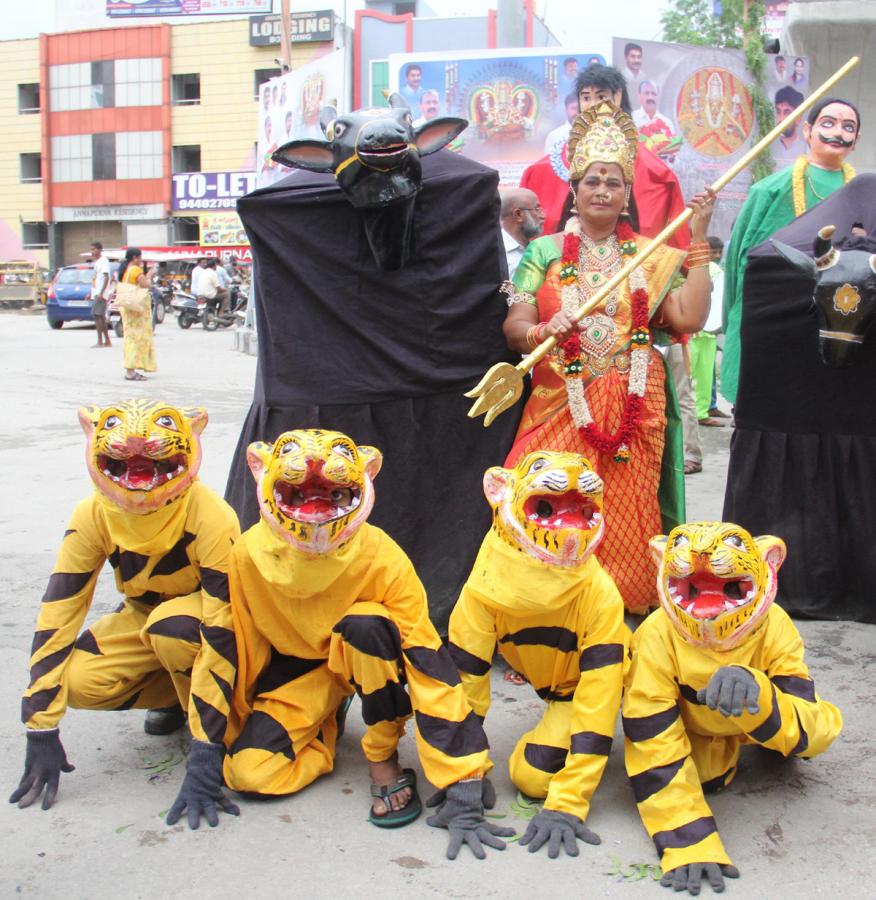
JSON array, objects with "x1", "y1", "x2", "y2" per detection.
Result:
[{"x1": 833, "y1": 283, "x2": 861, "y2": 316}]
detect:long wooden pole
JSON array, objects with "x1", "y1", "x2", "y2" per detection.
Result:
[{"x1": 517, "y1": 55, "x2": 860, "y2": 374}]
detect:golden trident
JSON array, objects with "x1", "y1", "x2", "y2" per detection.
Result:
[{"x1": 466, "y1": 56, "x2": 861, "y2": 426}]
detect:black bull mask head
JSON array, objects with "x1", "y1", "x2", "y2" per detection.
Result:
[
  {"x1": 272, "y1": 93, "x2": 467, "y2": 271},
  {"x1": 772, "y1": 226, "x2": 876, "y2": 367}
]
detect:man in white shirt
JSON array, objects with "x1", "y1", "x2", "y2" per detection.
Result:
[
  {"x1": 89, "y1": 240, "x2": 112, "y2": 348},
  {"x1": 200, "y1": 258, "x2": 230, "y2": 314},
  {"x1": 542, "y1": 92, "x2": 579, "y2": 155},
  {"x1": 499, "y1": 188, "x2": 544, "y2": 280},
  {"x1": 632, "y1": 81, "x2": 676, "y2": 136},
  {"x1": 190, "y1": 258, "x2": 207, "y2": 297}
]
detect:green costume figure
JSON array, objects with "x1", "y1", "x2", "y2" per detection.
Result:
[{"x1": 721, "y1": 98, "x2": 859, "y2": 405}]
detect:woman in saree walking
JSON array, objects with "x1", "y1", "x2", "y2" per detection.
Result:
[{"x1": 117, "y1": 247, "x2": 156, "y2": 382}]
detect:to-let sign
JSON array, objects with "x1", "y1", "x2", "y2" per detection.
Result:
[
  {"x1": 249, "y1": 11, "x2": 334, "y2": 46},
  {"x1": 172, "y1": 171, "x2": 256, "y2": 211}
]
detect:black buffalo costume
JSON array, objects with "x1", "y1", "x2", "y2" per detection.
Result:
[
  {"x1": 225, "y1": 150, "x2": 521, "y2": 630},
  {"x1": 723, "y1": 174, "x2": 876, "y2": 623}
]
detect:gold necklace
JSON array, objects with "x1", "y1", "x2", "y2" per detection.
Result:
[{"x1": 792, "y1": 156, "x2": 856, "y2": 216}]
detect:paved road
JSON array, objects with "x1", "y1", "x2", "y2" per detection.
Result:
[{"x1": 1, "y1": 314, "x2": 872, "y2": 899}]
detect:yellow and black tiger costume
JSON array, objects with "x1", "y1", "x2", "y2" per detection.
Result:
[
  {"x1": 223, "y1": 429, "x2": 490, "y2": 796},
  {"x1": 21, "y1": 400, "x2": 239, "y2": 748},
  {"x1": 624, "y1": 522, "x2": 842, "y2": 878},
  {"x1": 448, "y1": 451, "x2": 628, "y2": 824}
]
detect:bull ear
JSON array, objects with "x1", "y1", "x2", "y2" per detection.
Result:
[
  {"x1": 770, "y1": 239, "x2": 817, "y2": 280},
  {"x1": 414, "y1": 117, "x2": 468, "y2": 155},
  {"x1": 387, "y1": 92, "x2": 410, "y2": 110},
  {"x1": 320, "y1": 105, "x2": 338, "y2": 135},
  {"x1": 272, "y1": 140, "x2": 335, "y2": 173}
]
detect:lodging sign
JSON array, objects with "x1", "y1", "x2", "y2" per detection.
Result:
[
  {"x1": 249, "y1": 10, "x2": 334, "y2": 46},
  {"x1": 172, "y1": 171, "x2": 256, "y2": 210}
]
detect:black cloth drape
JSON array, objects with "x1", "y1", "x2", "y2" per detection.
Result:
[
  {"x1": 226, "y1": 151, "x2": 522, "y2": 631},
  {"x1": 723, "y1": 174, "x2": 876, "y2": 622}
]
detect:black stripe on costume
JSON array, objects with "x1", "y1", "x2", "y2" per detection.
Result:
[
  {"x1": 200, "y1": 567, "x2": 230, "y2": 602},
  {"x1": 63, "y1": 529, "x2": 76, "y2": 538},
  {"x1": 201, "y1": 624, "x2": 238, "y2": 667},
  {"x1": 790, "y1": 710, "x2": 809, "y2": 757},
  {"x1": 415, "y1": 710, "x2": 490, "y2": 758},
  {"x1": 579, "y1": 643, "x2": 624, "y2": 672},
  {"x1": 129, "y1": 590, "x2": 161, "y2": 607},
  {"x1": 771, "y1": 674, "x2": 816, "y2": 703},
  {"x1": 534, "y1": 687, "x2": 573, "y2": 702},
  {"x1": 629, "y1": 757, "x2": 685, "y2": 803},
  {"x1": 623, "y1": 705, "x2": 680, "y2": 742},
  {"x1": 333, "y1": 614, "x2": 402, "y2": 661},
  {"x1": 653, "y1": 816, "x2": 718, "y2": 856},
  {"x1": 231, "y1": 710, "x2": 295, "y2": 761},
  {"x1": 29, "y1": 642, "x2": 75, "y2": 686},
  {"x1": 147, "y1": 614, "x2": 202, "y2": 644},
  {"x1": 570, "y1": 731, "x2": 612, "y2": 756},
  {"x1": 151, "y1": 532, "x2": 196, "y2": 577},
  {"x1": 211, "y1": 671, "x2": 233, "y2": 706},
  {"x1": 359, "y1": 680, "x2": 412, "y2": 725},
  {"x1": 523, "y1": 742, "x2": 567, "y2": 774},
  {"x1": 192, "y1": 693, "x2": 228, "y2": 744},
  {"x1": 448, "y1": 642, "x2": 491, "y2": 677},
  {"x1": 255, "y1": 650, "x2": 324, "y2": 695},
  {"x1": 21, "y1": 685, "x2": 62, "y2": 723},
  {"x1": 748, "y1": 685, "x2": 781, "y2": 743},
  {"x1": 108, "y1": 549, "x2": 120, "y2": 569},
  {"x1": 498, "y1": 626, "x2": 577, "y2": 653},
  {"x1": 31, "y1": 628, "x2": 59, "y2": 655},
  {"x1": 118, "y1": 550, "x2": 150, "y2": 582},
  {"x1": 113, "y1": 690, "x2": 142, "y2": 711},
  {"x1": 403, "y1": 646, "x2": 462, "y2": 687},
  {"x1": 701, "y1": 765, "x2": 735, "y2": 795},
  {"x1": 677, "y1": 682, "x2": 703, "y2": 705},
  {"x1": 42, "y1": 571, "x2": 94, "y2": 602}
]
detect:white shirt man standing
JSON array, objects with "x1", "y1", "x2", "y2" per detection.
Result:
[
  {"x1": 90, "y1": 240, "x2": 112, "y2": 348},
  {"x1": 499, "y1": 188, "x2": 545, "y2": 280}
]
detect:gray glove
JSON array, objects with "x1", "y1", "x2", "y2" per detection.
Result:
[
  {"x1": 519, "y1": 808, "x2": 600, "y2": 858},
  {"x1": 166, "y1": 740, "x2": 240, "y2": 829},
  {"x1": 660, "y1": 863, "x2": 740, "y2": 895},
  {"x1": 9, "y1": 729, "x2": 75, "y2": 810},
  {"x1": 697, "y1": 666, "x2": 760, "y2": 718},
  {"x1": 426, "y1": 779, "x2": 515, "y2": 860},
  {"x1": 426, "y1": 775, "x2": 496, "y2": 810}
]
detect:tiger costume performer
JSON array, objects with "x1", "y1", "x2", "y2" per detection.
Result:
[
  {"x1": 448, "y1": 450, "x2": 629, "y2": 858},
  {"x1": 624, "y1": 522, "x2": 843, "y2": 895},
  {"x1": 223, "y1": 429, "x2": 513, "y2": 859},
  {"x1": 11, "y1": 400, "x2": 240, "y2": 827}
]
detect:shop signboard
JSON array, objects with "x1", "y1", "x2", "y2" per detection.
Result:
[
  {"x1": 52, "y1": 203, "x2": 165, "y2": 222},
  {"x1": 107, "y1": 0, "x2": 270, "y2": 17},
  {"x1": 249, "y1": 11, "x2": 334, "y2": 46},
  {"x1": 172, "y1": 171, "x2": 256, "y2": 210},
  {"x1": 199, "y1": 211, "x2": 249, "y2": 246}
]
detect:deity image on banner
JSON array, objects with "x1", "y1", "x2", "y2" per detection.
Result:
[
  {"x1": 300, "y1": 74, "x2": 325, "y2": 128},
  {"x1": 469, "y1": 80, "x2": 539, "y2": 143},
  {"x1": 676, "y1": 68, "x2": 754, "y2": 158}
]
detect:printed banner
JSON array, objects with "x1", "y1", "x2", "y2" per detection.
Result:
[
  {"x1": 199, "y1": 211, "x2": 249, "y2": 246},
  {"x1": 172, "y1": 172, "x2": 256, "y2": 210},
  {"x1": 388, "y1": 48, "x2": 607, "y2": 186},
  {"x1": 107, "y1": 0, "x2": 270, "y2": 17},
  {"x1": 256, "y1": 49, "x2": 349, "y2": 188}
]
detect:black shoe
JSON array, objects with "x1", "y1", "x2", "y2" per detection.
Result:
[{"x1": 144, "y1": 704, "x2": 186, "y2": 735}]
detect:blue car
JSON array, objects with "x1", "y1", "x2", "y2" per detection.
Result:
[{"x1": 46, "y1": 264, "x2": 95, "y2": 328}]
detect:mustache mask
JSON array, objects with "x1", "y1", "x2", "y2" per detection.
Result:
[{"x1": 818, "y1": 133, "x2": 855, "y2": 148}]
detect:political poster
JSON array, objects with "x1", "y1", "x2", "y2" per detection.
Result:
[{"x1": 388, "y1": 48, "x2": 607, "y2": 186}]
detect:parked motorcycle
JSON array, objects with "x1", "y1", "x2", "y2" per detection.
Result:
[{"x1": 171, "y1": 289, "x2": 206, "y2": 329}]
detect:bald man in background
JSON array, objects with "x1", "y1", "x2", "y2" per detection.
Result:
[{"x1": 500, "y1": 187, "x2": 545, "y2": 279}]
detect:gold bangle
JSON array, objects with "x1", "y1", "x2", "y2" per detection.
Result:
[
  {"x1": 525, "y1": 325, "x2": 540, "y2": 349},
  {"x1": 686, "y1": 259, "x2": 710, "y2": 270}
]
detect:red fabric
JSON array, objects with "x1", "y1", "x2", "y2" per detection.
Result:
[{"x1": 519, "y1": 145, "x2": 691, "y2": 250}]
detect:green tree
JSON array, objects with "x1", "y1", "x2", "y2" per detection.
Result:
[{"x1": 660, "y1": 0, "x2": 744, "y2": 49}]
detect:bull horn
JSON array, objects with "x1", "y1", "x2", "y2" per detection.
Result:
[{"x1": 813, "y1": 225, "x2": 837, "y2": 268}]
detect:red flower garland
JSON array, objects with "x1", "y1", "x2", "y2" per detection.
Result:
[{"x1": 559, "y1": 220, "x2": 651, "y2": 461}]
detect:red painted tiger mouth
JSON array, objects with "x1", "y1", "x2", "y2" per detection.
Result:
[
  {"x1": 99, "y1": 453, "x2": 187, "y2": 491},
  {"x1": 668, "y1": 572, "x2": 756, "y2": 619},
  {"x1": 523, "y1": 491, "x2": 600, "y2": 531},
  {"x1": 273, "y1": 474, "x2": 361, "y2": 524}
]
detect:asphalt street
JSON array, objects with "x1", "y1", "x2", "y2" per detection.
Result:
[{"x1": 1, "y1": 313, "x2": 873, "y2": 899}]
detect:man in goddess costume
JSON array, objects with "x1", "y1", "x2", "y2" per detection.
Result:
[
  {"x1": 624, "y1": 522, "x2": 842, "y2": 895},
  {"x1": 10, "y1": 401, "x2": 241, "y2": 829},
  {"x1": 448, "y1": 451, "x2": 628, "y2": 858},
  {"x1": 502, "y1": 102, "x2": 715, "y2": 613},
  {"x1": 721, "y1": 97, "x2": 860, "y2": 405},
  {"x1": 218, "y1": 428, "x2": 513, "y2": 858}
]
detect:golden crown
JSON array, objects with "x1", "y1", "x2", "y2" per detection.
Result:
[{"x1": 567, "y1": 101, "x2": 639, "y2": 183}]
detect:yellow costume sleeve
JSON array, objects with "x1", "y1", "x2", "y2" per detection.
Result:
[
  {"x1": 623, "y1": 617, "x2": 732, "y2": 874},
  {"x1": 22, "y1": 498, "x2": 106, "y2": 730},
  {"x1": 372, "y1": 533, "x2": 491, "y2": 789},
  {"x1": 734, "y1": 607, "x2": 842, "y2": 759},
  {"x1": 544, "y1": 572, "x2": 628, "y2": 820},
  {"x1": 185, "y1": 487, "x2": 241, "y2": 746},
  {"x1": 447, "y1": 583, "x2": 497, "y2": 721}
]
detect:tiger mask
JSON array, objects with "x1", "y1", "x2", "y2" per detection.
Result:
[
  {"x1": 484, "y1": 451, "x2": 605, "y2": 568},
  {"x1": 247, "y1": 428, "x2": 382, "y2": 556},
  {"x1": 78, "y1": 400, "x2": 207, "y2": 514},
  {"x1": 650, "y1": 522, "x2": 787, "y2": 651}
]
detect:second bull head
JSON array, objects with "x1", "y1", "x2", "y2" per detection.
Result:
[{"x1": 772, "y1": 226, "x2": 876, "y2": 367}]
